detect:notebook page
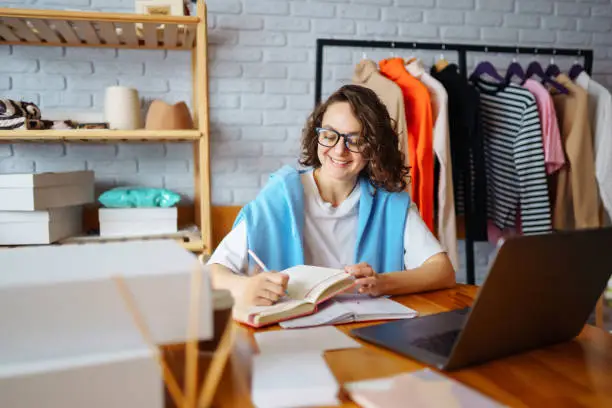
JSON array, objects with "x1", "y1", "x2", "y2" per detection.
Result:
[
  {"x1": 255, "y1": 326, "x2": 360, "y2": 354},
  {"x1": 245, "y1": 299, "x2": 308, "y2": 319},
  {"x1": 283, "y1": 265, "x2": 348, "y2": 300},
  {"x1": 252, "y1": 352, "x2": 339, "y2": 408},
  {"x1": 336, "y1": 296, "x2": 418, "y2": 320},
  {"x1": 279, "y1": 301, "x2": 354, "y2": 329}
]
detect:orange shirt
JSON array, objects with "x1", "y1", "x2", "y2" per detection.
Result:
[{"x1": 379, "y1": 58, "x2": 434, "y2": 232}]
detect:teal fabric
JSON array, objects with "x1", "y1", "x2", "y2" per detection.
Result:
[{"x1": 98, "y1": 187, "x2": 181, "y2": 208}]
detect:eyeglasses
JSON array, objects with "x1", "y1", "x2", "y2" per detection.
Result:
[{"x1": 315, "y1": 127, "x2": 364, "y2": 153}]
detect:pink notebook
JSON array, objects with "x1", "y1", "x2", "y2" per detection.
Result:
[{"x1": 344, "y1": 368, "x2": 504, "y2": 408}]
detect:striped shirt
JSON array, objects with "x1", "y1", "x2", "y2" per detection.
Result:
[{"x1": 472, "y1": 80, "x2": 552, "y2": 235}]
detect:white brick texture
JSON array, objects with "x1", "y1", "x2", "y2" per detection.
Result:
[{"x1": 5, "y1": 1, "x2": 612, "y2": 273}]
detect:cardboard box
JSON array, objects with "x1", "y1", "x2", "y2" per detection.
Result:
[
  {"x1": 0, "y1": 171, "x2": 95, "y2": 211},
  {"x1": 0, "y1": 240, "x2": 213, "y2": 366},
  {"x1": 99, "y1": 207, "x2": 178, "y2": 238},
  {"x1": 0, "y1": 206, "x2": 82, "y2": 245},
  {"x1": 0, "y1": 349, "x2": 162, "y2": 408}
]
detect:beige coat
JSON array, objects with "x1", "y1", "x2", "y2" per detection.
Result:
[
  {"x1": 551, "y1": 74, "x2": 600, "y2": 229},
  {"x1": 352, "y1": 60, "x2": 409, "y2": 167}
]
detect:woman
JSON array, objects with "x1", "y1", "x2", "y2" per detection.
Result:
[{"x1": 208, "y1": 85, "x2": 455, "y2": 307}]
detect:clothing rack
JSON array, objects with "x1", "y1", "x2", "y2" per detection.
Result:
[{"x1": 313, "y1": 38, "x2": 594, "y2": 285}]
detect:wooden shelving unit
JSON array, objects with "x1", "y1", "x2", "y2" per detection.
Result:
[
  {"x1": 0, "y1": 7, "x2": 199, "y2": 49},
  {"x1": 0, "y1": 4, "x2": 212, "y2": 254}
]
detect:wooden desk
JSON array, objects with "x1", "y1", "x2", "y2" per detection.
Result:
[{"x1": 211, "y1": 285, "x2": 612, "y2": 407}]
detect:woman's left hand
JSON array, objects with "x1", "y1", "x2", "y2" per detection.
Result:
[{"x1": 345, "y1": 262, "x2": 385, "y2": 296}]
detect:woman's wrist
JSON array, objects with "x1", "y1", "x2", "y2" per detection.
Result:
[
  {"x1": 209, "y1": 263, "x2": 249, "y2": 301},
  {"x1": 378, "y1": 272, "x2": 400, "y2": 295},
  {"x1": 377, "y1": 254, "x2": 456, "y2": 296}
]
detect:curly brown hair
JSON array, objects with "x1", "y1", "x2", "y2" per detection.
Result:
[{"x1": 299, "y1": 84, "x2": 410, "y2": 193}]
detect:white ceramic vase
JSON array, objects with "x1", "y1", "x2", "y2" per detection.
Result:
[{"x1": 104, "y1": 86, "x2": 141, "y2": 130}]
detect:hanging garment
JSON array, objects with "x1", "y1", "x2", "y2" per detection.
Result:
[
  {"x1": 379, "y1": 57, "x2": 434, "y2": 233},
  {"x1": 471, "y1": 78, "x2": 552, "y2": 235},
  {"x1": 487, "y1": 78, "x2": 567, "y2": 245},
  {"x1": 550, "y1": 74, "x2": 600, "y2": 230},
  {"x1": 574, "y1": 72, "x2": 612, "y2": 226},
  {"x1": 352, "y1": 59, "x2": 410, "y2": 167},
  {"x1": 431, "y1": 64, "x2": 488, "y2": 241},
  {"x1": 522, "y1": 79, "x2": 565, "y2": 175},
  {"x1": 405, "y1": 59, "x2": 458, "y2": 271}
]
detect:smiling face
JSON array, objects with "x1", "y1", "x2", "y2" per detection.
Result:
[
  {"x1": 300, "y1": 85, "x2": 410, "y2": 193},
  {"x1": 316, "y1": 101, "x2": 368, "y2": 184}
]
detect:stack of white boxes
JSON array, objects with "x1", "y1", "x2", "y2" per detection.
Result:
[
  {"x1": 0, "y1": 240, "x2": 213, "y2": 408},
  {"x1": 99, "y1": 207, "x2": 178, "y2": 238},
  {"x1": 0, "y1": 171, "x2": 95, "y2": 245}
]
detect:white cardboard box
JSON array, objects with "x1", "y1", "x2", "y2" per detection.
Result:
[
  {"x1": 0, "y1": 206, "x2": 83, "y2": 245},
  {"x1": 99, "y1": 207, "x2": 178, "y2": 238},
  {"x1": 0, "y1": 171, "x2": 95, "y2": 211},
  {"x1": 0, "y1": 348, "x2": 163, "y2": 408},
  {"x1": 0, "y1": 240, "x2": 213, "y2": 366}
]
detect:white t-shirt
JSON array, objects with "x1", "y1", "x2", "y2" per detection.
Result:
[{"x1": 208, "y1": 171, "x2": 444, "y2": 275}]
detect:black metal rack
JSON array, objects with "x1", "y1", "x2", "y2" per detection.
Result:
[{"x1": 313, "y1": 38, "x2": 594, "y2": 285}]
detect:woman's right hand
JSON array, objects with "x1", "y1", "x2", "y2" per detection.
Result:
[{"x1": 242, "y1": 270, "x2": 289, "y2": 306}]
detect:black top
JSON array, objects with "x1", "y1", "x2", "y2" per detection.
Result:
[{"x1": 431, "y1": 63, "x2": 487, "y2": 241}]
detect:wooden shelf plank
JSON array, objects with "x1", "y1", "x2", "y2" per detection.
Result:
[
  {"x1": 1, "y1": 238, "x2": 205, "y2": 253},
  {"x1": 181, "y1": 240, "x2": 205, "y2": 252},
  {"x1": 0, "y1": 129, "x2": 202, "y2": 142},
  {"x1": 0, "y1": 8, "x2": 199, "y2": 25},
  {"x1": 0, "y1": 7, "x2": 200, "y2": 50}
]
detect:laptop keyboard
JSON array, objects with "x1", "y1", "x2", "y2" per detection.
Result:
[{"x1": 410, "y1": 329, "x2": 461, "y2": 357}]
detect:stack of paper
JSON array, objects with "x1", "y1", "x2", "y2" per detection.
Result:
[
  {"x1": 252, "y1": 326, "x2": 361, "y2": 408},
  {"x1": 252, "y1": 352, "x2": 340, "y2": 408},
  {"x1": 280, "y1": 295, "x2": 418, "y2": 329}
]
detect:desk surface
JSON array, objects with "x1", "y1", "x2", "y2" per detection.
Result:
[{"x1": 213, "y1": 284, "x2": 612, "y2": 407}]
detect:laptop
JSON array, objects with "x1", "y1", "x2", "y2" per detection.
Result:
[{"x1": 351, "y1": 227, "x2": 612, "y2": 371}]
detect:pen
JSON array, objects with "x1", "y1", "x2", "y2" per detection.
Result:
[
  {"x1": 247, "y1": 249, "x2": 270, "y2": 272},
  {"x1": 247, "y1": 249, "x2": 289, "y2": 296}
]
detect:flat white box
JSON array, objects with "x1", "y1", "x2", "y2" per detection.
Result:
[
  {"x1": 0, "y1": 170, "x2": 95, "y2": 211},
  {"x1": 99, "y1": 207, "x2": 178, "y2": 238},
  {"x1": 0, "y1": 206, "x2": 82, "y2": 245},
  {"x1": 0, "y1": 240, "x2": 213, "y2": 366},
  {"x1": 0, "y1": 349, "x2": 163, "y2": 408}
]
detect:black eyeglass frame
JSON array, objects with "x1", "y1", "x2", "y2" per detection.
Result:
[{"x1": 314, "y1": 127, "x2": 364, "y2": 153}]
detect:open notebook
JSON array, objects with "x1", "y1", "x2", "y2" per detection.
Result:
[
  {"x1": 280, "y1": 295, "x2": 418, "y2": 329},
  {"x1": 233, "y1": 265, "x2": 356, "y2": 328}
]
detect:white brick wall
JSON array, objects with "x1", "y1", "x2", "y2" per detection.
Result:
[{"x1": 3, "y1": 0, "x2": 612, "y2": 281}]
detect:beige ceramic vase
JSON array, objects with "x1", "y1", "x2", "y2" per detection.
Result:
[{"x1": 144, "y1": 100, "x2": 194, "y2": 130}]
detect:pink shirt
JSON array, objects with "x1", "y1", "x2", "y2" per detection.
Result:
[{"x1": 522, "y1": 79, "x2": 565, "y2": 174}]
